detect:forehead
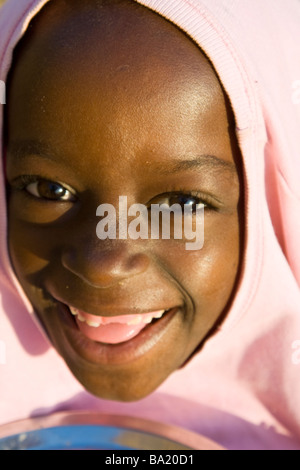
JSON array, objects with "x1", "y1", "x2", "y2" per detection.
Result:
[
  {"x1": 9, "y1": 0, "x2": 225, "y2": 109},
  {"x1": 16, "y1": 0, "x2": 214, "y2": 68},
  {"x1": 7, "y1": 0, "x2": 236, "y2": 174}
]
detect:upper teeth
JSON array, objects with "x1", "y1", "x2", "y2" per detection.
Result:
[
  {"x1": 69, "y1": 307, "x2": 165, "y2": 328},
  {"x1": 127, "y1": 311, "x2": 165, "y2": 325}
]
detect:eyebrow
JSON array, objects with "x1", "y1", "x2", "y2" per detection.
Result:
[
  {"x1": 8, "y1": 140, "x2": 58, "y2": 162},
  {"x1": 8, "y1": 140, "x2": 236, "y2": 175},
  {"x1": 156, "y1": 154, "x2": 236, "y2": 175}
]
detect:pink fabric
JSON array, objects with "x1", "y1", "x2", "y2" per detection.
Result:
[{"x1": 0, "y1": 0, "x2": 300, "y2": 450}]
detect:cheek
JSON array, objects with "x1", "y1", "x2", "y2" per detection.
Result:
[
  {"x1": 183, "y1": 219, "x2": 240, "y2": 343},
  {"x1": 166, "y1": 213, "x2": 240, "y2": 316},
  {"x1": 7, "y1": 202, "x2": 55, "y2": 285}
]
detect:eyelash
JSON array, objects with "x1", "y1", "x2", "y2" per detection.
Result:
[
  {"x1": 11, "y1": 175, "x2": 77, "y2": 202},
  {"x1": 10, "y1": 176, "x2": 218, "y2": 211},
  {"x1": 149, "y1": 189, "x2": 218, "y2": 212}
]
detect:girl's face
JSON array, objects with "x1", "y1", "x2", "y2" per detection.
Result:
[{"x1": 5, "y1": 0, "x2": 242, "y2": 401}]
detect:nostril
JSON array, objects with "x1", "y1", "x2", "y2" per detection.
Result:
[{"x1": 127, "y1": 252, "x2": 150, "y2": 273}]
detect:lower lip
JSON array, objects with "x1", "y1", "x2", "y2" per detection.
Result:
[{"x1": 58, "y1": 304, "x2": 179, "y2": 366}]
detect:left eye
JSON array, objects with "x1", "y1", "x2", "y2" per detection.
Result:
[
  {"x1": 154, "y1": 194, "x2": 205, "y2": 212},
  {"x1": 25, "y1": 180, "x2": 76, "y2": 202},
  {"x1": 169, "y1": 194, "x2": 199, "y2": 208}
]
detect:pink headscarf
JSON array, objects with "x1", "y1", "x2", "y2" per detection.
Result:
[{"x1": 0, "y1": 0, "x2": 299, "y2": 450}]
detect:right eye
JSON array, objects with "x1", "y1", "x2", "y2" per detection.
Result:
[{"x1": 25, "y1": 179, "x2": 76, "y2": 202}]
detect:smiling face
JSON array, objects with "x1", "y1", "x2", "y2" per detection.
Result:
[{"x1": 5, "y1": 0, "x2": 243, "y2": 401}]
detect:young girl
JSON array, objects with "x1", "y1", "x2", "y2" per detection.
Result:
[{"x1": 0, "y1": 0, "x2": 299, "y2": 450}]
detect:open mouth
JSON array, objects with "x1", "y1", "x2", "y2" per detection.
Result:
[
  {"x1": 56, "y1": 301, "x2": 180, "y2": 366},
  {"x1": 67, "y1": 306, "x2": 171, "y2": 344}
]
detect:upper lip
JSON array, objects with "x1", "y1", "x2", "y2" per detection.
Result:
[{"x1": 47, "y1": 278, "x2": 183, "y2": 318}]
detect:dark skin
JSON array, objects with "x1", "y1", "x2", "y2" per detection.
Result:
[{"x1": 5, "y1": 0, "x2": 243, "y2": 401}]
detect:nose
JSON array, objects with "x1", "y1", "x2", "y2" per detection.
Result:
[{"x1": 61, "y1": 238, "x2": 150, "y2": 288}]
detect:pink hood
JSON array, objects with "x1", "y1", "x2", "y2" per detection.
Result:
[{"x1": 0, "y1": 0, "x2": 300, "y2": 450}]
